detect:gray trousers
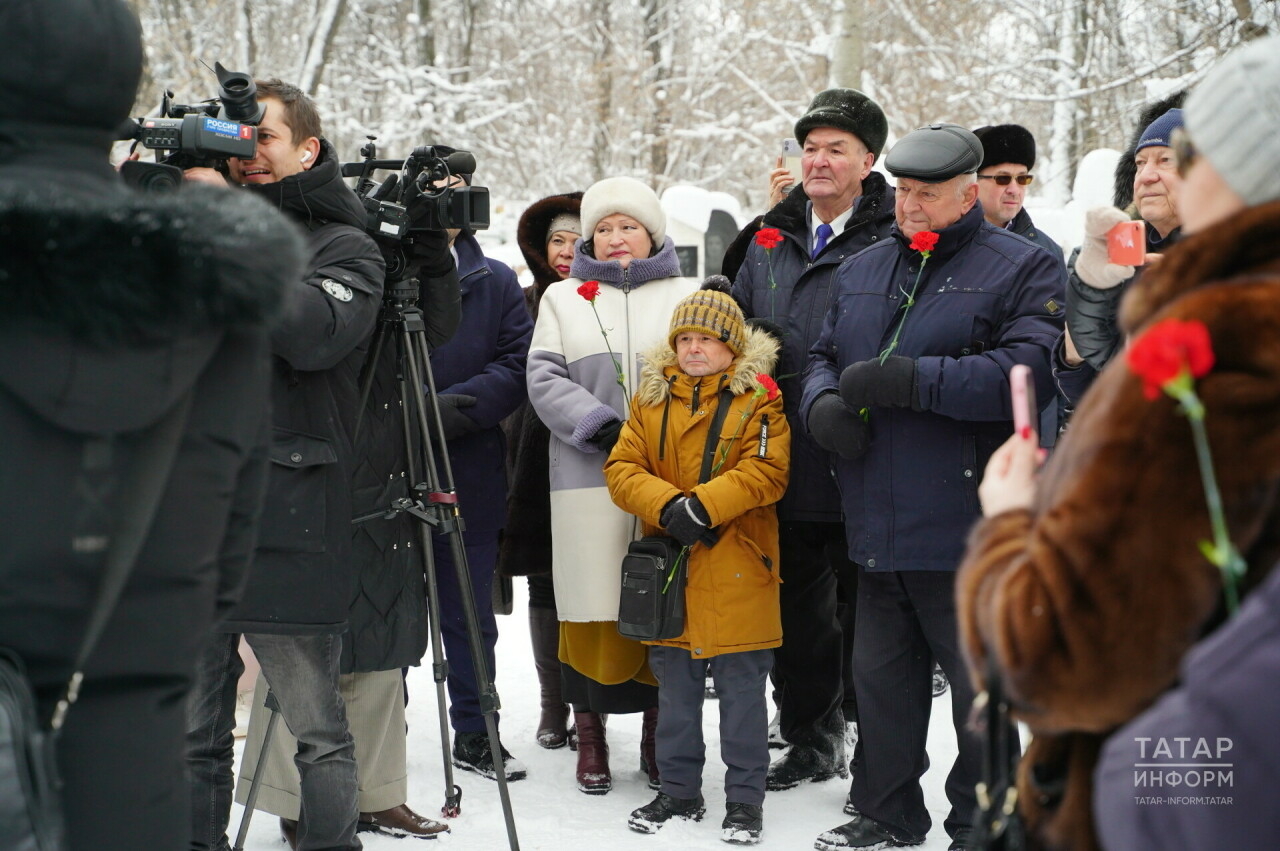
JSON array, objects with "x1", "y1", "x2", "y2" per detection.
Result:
[
  {"x1": 648, "y1": 645, "x2": 773, "y2": 807},
  {"x1": 235, "y1": 668, "x2": 407, "y2": 818}
]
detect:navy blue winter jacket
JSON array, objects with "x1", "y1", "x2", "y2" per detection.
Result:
[
  {"x1": 429, "y1": 232, "x2": 534, "y2": 536},
  {"x1": 731, "y1": 173, "x2": 895, "y2": 522},
  {"x1": 800, "y1": 204, "x2": 1063, "y2": 572}
]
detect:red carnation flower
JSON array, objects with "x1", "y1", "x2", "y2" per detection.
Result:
[
  {"x1": 754, "y1": 227, "x2": 784, "y2": 250},
  {"x1": 755, "y1": 373, "x2": 780, "y2": 401},
  {"x1": 1126, "y1": 318, "x2": 1215, "y2": 400},
  {"x1": 577, "y1": 280, "x2": 601, "y2": 302},
  {"x1": 909, "y1": 231, "x2": 939, "y2": 253}
]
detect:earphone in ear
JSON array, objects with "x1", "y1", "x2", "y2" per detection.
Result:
[{"x1": 300, "y1": 151, "x2": 311, "y2": 162}]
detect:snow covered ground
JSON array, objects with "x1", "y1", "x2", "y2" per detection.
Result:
[{"x1": 228, "y1": 582, "x2": 962, "y2": 850}]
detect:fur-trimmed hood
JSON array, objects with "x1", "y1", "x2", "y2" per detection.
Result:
[
  {"x1": 635, "y1": 324, "x2": 780, "y2": 406},
  {"x1": 516, "y1": 192, "x2": 583, "y2": 293},
  {"x1": 0, "y1": 181, "x2": 304, "y2": 433}
]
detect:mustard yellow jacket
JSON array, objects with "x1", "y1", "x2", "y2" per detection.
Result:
[{"x1": 604, "y1": 327, "x2": 789, "y2": 658}]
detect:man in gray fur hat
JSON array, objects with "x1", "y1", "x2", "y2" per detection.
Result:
[{"x1": 801, "y1": 123, "x2": 1063, "y2": 851}]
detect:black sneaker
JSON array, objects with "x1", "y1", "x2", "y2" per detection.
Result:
[
  {"x1": 452, "y1": 731, "x2": 527, "y2": 781},
  {"x1": 814, "y1": 814, "x2": 924, "y2": 850},
  {"x1": 947, "y1": 827, "x2": 974, "y2": 850},
  {"x1": 766, "y1": 744, "x2": 848, "y2": 791},
  {"x1": 721, "y1": 802, "x2": 763, "y2": 845},
  {"x1": 627, "y1": 792, "x2": 706, "y2": 834},
  {"x1": 932, "y1": 664, "x2": 949, "y2": 698}
]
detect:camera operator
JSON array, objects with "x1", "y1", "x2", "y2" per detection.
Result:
[
  {"x1": 0, "y1": 3, "x2": 306, "y2": 850},
  {"x1": 183, "y1": 79, "x2": 390, "y2": 851},
  {"x1": 236, "y1": 160, "x2": 530, "y2": 834}
]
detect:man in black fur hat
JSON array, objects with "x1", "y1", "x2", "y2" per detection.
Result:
[
  {"x1": 972, "y1": 124, "x2": 1063, "y2": 261},
  {"x1": 730, "y1": 89, "x2": 896, "y2": 792},
  {"x1": 0, "y1": 2, "x2": 305, "y2": 849}
]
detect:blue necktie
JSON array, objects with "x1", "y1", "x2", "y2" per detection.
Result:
[{"x1": 812, "y1": 223, "x2": 833, "y2": 259}]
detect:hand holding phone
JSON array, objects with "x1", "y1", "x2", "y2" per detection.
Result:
[
  {"x1": 1106, "y1": 219, "x2": 1146, "y2": 266},
  {"x1": 1010, "y1": 364, "x2": 1037, "y2": 441}
]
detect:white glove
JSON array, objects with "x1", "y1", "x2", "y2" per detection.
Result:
[{"x1": 1074, "y1": 207, "x2": 1135, "y2": 290}]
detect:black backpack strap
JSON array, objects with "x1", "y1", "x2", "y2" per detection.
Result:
[
  {"x1": 50, "y1": 391, "x2": 194, "y2": 731},
  {"x1": 698, "y1": 387, "x2": 738, "y2": 484}
]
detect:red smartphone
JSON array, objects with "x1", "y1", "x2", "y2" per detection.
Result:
[
  {"x1": 1107, "y1": 219, "x2": 1146, "y2": 266},
  {"x1": 1010, "y1": 364, "x2": 1037, "y2": 440}
]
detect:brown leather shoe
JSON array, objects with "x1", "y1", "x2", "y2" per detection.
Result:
[
  {"x1": 279, "y1": 817, "x2": 298, "y2": 850},
  {"x1": 358, "y1": 804, "x2": 450, "y2": 839}
]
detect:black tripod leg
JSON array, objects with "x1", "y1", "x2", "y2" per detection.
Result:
[
  {"x1": 395, "y1": 324, "x2": 462, "y2": 818},
  {"x1": 404, "y1": 327, "x2": 520, "y2": 850},
  {"x1": 232, "y1": 689, "x2": 283, "y2": 851}
]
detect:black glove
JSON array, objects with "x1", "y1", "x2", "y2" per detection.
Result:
[
  {"x1": 838, "y1": 356, "x2": 919, "y2": 411},
  {"x1": 807, "y1": 393, "x2": 870, "y2": 460},
  {"x1": 587, "y1": 419, "x2": 623, "y2": 453},
  {"x1": 435, "y1": 393, "x2": 480, "y2": 439},
  {"x1": 746, "y1": 316, "x2": 786, "y2": 345},
  {"x1": 405, "y1": 226, "x2": 455, "y2": 278},
  {"x1": 659, "y1": 496, "x2": 718, "y2": 548}
]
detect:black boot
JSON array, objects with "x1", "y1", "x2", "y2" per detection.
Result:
[
  {"x1": 627, "y1": 791, "x2": 706, "y2": 833},
  {"x1": 722, "y1": 803, "x2": 763, "y2": 845},
  {"x1": 529, "y1": 607, "x2": 570, "y2": 748}
]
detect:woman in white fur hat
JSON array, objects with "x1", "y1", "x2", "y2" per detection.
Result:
[{"x1": 526, "y1": 176, "x2": 698, "y2": 794}]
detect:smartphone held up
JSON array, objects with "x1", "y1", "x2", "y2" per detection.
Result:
[
  {"x1": 1107, "y1": 219, "x2": 1146, "y2": 266},
  {"x1": 781, "y1": 138, "x2": 803, "y2": 194},
  {"x1": 1010, "y1": 364, "x2": 1037, "y2": 442}
]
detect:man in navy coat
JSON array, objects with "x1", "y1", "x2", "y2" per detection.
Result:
[{"x1": 801, "y1": 124, "x2": 1063, "y2": 850}]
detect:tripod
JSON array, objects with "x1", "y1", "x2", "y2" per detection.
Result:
[{"x1": 233, "y1": 273, "x2": 520, "y2": 850}]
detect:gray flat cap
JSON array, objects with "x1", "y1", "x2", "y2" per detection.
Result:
[{"x1": 885, "y1": 123, "x2": 984, "y2": 182}]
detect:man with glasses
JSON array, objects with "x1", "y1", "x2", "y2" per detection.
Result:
[{"x1": 973, "y1": 124, "x2": 1063, "y2": 261}]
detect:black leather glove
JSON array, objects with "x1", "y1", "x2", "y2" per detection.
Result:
[
  {"x1": 746, "y1": 316, "x2": 786, "y2": 344},
  {"x1": 838, "y1": 356, "x2": 919, "y2": 411},
  {"x1": 659, "y1": 496, "x2": 718, "y2": 548},
  {"x1": 587, "y1": 419, "x2": 623, "y2": 453},
  {"x1": 435, "y1": 393, "x2": 480, "y2": 440},
  {"x1": 807, "y1": 393, "x2": 870, "y2": 460},
  {"x1": 405, "y1": 226, "x2": 455, "y2": 278}
]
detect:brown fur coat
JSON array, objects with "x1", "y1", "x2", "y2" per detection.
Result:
[{"x1": 957, "y1": 200, "x2": 1280, "y2": 850}]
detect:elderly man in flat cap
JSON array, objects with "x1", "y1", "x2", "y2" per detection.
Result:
[{"x1": 800, "y1": 124, "x2": 1064, "y2": 850}]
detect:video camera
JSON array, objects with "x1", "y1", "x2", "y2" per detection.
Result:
[
  {"x1": 120, "y1": 63, "x2": 262, "y2": 191},
  {"x1": 342, "y1": 139, "x2": 490, "y2": 283}
]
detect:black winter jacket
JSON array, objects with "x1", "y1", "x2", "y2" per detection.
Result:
[
  {"x1": 0, "y1": 160, "x2": 302, "y2": 708},
  {"x1": 731, "y1": 173, "x2": 895, "y2": 522},
  {"x1": 219, "y1": 140, "x2": 386, "y2": 635}
]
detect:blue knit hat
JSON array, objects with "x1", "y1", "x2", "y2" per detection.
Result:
[{"x1": 1135, "y1": 108, "x2": 1184, "y2": 152}]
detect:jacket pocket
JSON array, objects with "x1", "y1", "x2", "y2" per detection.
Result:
[
  {"x1": 738, "y1": 534, "x2": 780, "y2": 584},
  {"x1": 258, "y1": 428, "x2": 338, "y2": 553}
]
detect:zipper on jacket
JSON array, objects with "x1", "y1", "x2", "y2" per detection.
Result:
[{"x1": 658, "y1": 375, "x2": 677, "y2": 461}]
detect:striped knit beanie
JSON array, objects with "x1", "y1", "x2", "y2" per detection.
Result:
[{"x1": 668, "y1": 289, "x2": 747, "y2": 356}]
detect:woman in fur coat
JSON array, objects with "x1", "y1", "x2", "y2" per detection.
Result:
[{"x1": 957, "y1": 37, "x2": 1280, "y2": 851}]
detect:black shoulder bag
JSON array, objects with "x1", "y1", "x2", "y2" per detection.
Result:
[
  {"x1": 618, "y1": 388, "x2": 735, "y2": 642},
  {"x1": 967, "y1": 661, "x2": 1027, "y2": 850},
  {"x1": 1, "y1": 393, "x2": 192, "y2": 851}
]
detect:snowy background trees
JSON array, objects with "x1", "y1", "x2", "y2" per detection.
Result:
[{"x1": 125, "y1": 0, "x2": 1276, "y2": 223}]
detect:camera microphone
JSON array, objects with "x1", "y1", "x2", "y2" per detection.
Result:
[{"x1": 444, "y1": 151, "x2": 476, "y2": 176}]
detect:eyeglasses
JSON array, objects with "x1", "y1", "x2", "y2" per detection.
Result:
[
  {"x1": 1172, "y1": 127, "x2": 1198, "y2": 178},
  {"x1": 977, "y1": 174, "x2": 1035, "y2": 186}
]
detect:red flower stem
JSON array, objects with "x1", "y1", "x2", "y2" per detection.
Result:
[
  {"x1": 590, "y1": 301, "x2": 627, "y2": 392},
  {"x1": 879, "y1": 252, "x2": 930, "y2": 364},
  {"x1": 1174, "y1": 384, "x2": 1243, "y2": 614}
]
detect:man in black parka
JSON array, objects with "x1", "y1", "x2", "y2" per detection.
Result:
[
  {"x1": 731, "y1": 89, "x2": 895, "y2": 790},
  {"x1": 0, "y1": 3, "x2": 305, "y2": 850},
  {"x1": 183, "y1": 80, "x2": 388, "y2": 851}
]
